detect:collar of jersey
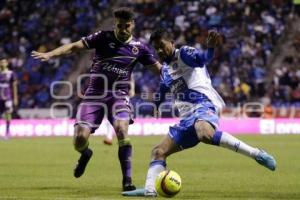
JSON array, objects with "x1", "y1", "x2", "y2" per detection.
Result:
[{"x1": 114, "y1": 30, "x2": 133, "y2": 44}]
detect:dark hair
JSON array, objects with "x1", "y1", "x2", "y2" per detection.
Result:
[
  {"x1": 150, "y1": 28, "x2": 174, "y2": 44},
  {"x1": 113, "y1": 7, "x2": 135, "y2": 21}
]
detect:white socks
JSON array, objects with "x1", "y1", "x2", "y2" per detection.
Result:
[
  {"x1": 145, "y1": 160, "x2": 166, "y2": 193},
  {"x1": 213, "y1": 131, "x2": 260, "y2": 158},
  {"x1": 143, "y1": 131, "x2": 260, "y2": 194}
]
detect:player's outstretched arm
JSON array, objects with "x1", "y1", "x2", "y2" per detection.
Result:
[
  {"x1": 31, "y1": 40, "x2": 86, "y2": 62},
  {"x1": 147, "y1": 62, "x2": 162, "y2": 75},
  {"x1": 196, "y1": 30, "x2": 222, "y2": 63}
]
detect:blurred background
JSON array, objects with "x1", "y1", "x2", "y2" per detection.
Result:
[
  {"x1": 1, "y1": 1, "x2": 300, "y2": 200},
  {"x1": 1, "y1": 0, "x2": 300, "y2": 135}
]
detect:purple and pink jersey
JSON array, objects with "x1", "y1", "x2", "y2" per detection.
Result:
[
  {"x1": 76, "y1": 31, "x2": 158, "y2": 132},
  {"x1": 0, "y1": 70, "x2": 16, "y2": 101},
  {"x1": 81, "y1": 30, "x2": 157, "y2": 97}
]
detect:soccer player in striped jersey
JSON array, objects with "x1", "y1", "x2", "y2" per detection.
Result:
[{"x1": 122, "y1": 28, "x2": 276, "y2": 197}]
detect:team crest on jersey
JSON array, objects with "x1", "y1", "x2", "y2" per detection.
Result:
[
  {"x1": 132, "y1": 46, "x2": 139, "y2": 55},
  {"x1": 109, "y1": 43, "x2": 115, "y2": 49},
  {"x1": 172, "y1": 63, "x2": 178, "y2": 70},
  {"x1": 185, "y1": 46, "x2": 195, "y2": 55}
]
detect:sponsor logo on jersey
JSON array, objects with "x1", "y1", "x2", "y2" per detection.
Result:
[
  {"x1": 129, "y1": 41, "x2": 141, "y2": 46},
  {"x1": 170, "y1": 77, "x2": 188, "y2": 94},
  {"x1": 132, "y1": 46, "x2": 139, "y2": 55},
  {"x1": 102, "y1": 62, "x2": 129, "y2": 76}
]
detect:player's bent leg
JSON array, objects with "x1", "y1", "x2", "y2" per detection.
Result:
[
  {"x1": 151, "y1": 134, "x2": 182, "y2": 160},
  {"x1": 193, "y1": 120, "x2": 215, "y2": 144},
  {"x1": 194, "y1": 120, "x2": 276, "y2": 171},
  {"x1": 114, "y1": 119, "x2": 136, "y2": 191},
  {"x1": 73, "y1": 124, "x2": 93, "y2": 178},
  {"x1": 122, "y1": 135, "x2": 181, "y2": 197},
  {"x1": 73, "y1": 125, "x2": 90, "y2": 150},
  {"x1": 145, "y1": 135, "x2": 181, "y2": 196}
]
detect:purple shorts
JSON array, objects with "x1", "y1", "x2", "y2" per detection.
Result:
[{"x1": 74, "y1": 95, "x2": 133, "y2": 133}]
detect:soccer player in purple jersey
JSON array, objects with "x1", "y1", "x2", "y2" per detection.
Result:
[
  {"x1": 31, "y1": 7, "x2": 161, "y2": 191},
  {"x1": 0, "y1": 59, "x2": 18, "y2": 140}
]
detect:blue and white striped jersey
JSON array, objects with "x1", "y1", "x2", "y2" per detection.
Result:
[{"x1": 159, "y1": 46, "x2": 225, "y2": 117}]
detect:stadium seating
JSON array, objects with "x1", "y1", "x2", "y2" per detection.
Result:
[
  {"x1": 125, "y1": 0, "x2": 298, "y2": 110},
  {"x1": 0, "y1": 0, "x2": 111, "y2": 108},
  {"x1": 1, "y1": 0, "x2": 299, "y2": 117}
]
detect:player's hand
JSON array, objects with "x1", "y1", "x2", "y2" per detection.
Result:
[
  {"x1": 206, "y1": 30, "x2": 222, "y2": 48},
  {"x1": 31, "y1": 51, "x2": 52, "y2": 62}
]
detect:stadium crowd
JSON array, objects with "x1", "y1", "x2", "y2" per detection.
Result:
[
  {"x1": 127, "y1": 0, "x2": 299, "y2": 109},
  {"x1": 1, "y1": 0, "x2": 299, "y2": 116},
  {"x1": 0, "y1": 0, "x2": 110, "y2": 108},
  {"x1": 272, "y1": 55, "x2": 300, "y2": 105}
]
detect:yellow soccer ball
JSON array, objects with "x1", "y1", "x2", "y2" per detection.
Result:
[{"x1": 155, "y1": 170, "x2": 181, "y2": 197}]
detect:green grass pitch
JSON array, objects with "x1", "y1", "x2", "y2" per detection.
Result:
[{"x1": 0, "y1": 135, "x2": 299, "y2": 200}]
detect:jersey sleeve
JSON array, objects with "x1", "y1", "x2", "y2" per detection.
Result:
[
  {"x1": 179, "y1": 46, "x2": 214, "y2": 67},
  {"x1": 138, "y1": 45, "x2": 158, "y2": 66},
  {"x1": 81, "y1": 30, "x2": 103, "y2": 49}
]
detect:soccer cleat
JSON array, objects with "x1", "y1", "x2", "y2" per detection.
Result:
[
  {"x1": 145, "y1": 190, "x2": 157, "y2": 197},
  {"x1": 103, "y1": 138, "x2": 113, "y2": 145},
  {"x1": 122, "y1": 188, "x2": 157, "y2": 197},
  {"x1": 122, "y1": 188, "x2": 145, "y2": 196},
  {"x1": 255, "y1": 150, "x2": 276, "y2": 171},
  {"x1": 74, "y1": 148, "x2": 93, "y2": 178},
  {"x1": 123, "y1": 183, "x2": 136, "y2": 191}
]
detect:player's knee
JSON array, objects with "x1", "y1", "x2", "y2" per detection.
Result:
[
  {"x1": 202, "y1": 133, "x2": 214, "y2": 144},
  {"x1": 114, "y1": 125, "x2": 128, "y2": 139},
  {"x1": 115, "y1": 125, "x2": 126, "y2": 135},
  {"x1": 194, "y1": 121, "x2": 215, "y2": 144},
  {"x1": 151, "y1": 145, "x2": 166, "y2": 160}
]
